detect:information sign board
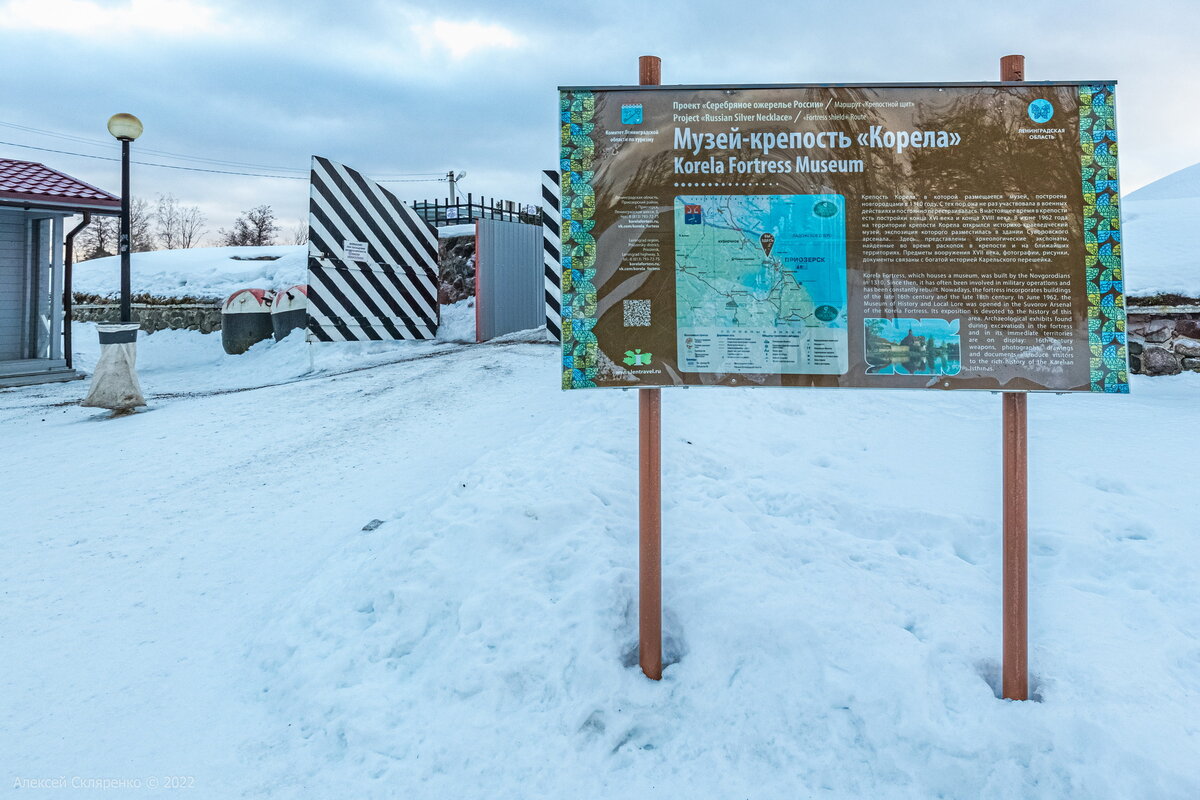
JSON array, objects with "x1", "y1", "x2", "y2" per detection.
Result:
[{"x1": 558, "y1": 83, "x2": 1126, "y2": 392}]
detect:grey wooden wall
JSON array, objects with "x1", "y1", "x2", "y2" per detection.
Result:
[{"x1": 0, "y1": 209, "x2": 29, "y2": 360}]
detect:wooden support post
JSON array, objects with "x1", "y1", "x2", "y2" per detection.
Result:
[
  {"x1": 639, "y1": 53, "x2": 661, "y2": 86},
  {"x1": 1001, "y1": 53, "x2": 1029, "y2": 702},
  {"x1": 1000, "y1": 54, "x2": 1025, "y2": 82},
  {"x1": 638, "y1": 54, "x2": 663, "y2": 681},
  {"x1": 639, "y1": 386, "x2": 662, "y2": 680},
  {"x1": 1002, "y1": 391, "x2": 1028, "y2": 700}
]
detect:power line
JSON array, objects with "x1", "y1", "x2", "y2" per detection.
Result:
[
  {"x1": 0, "y1": 139, "x2": 449, "y2": 183},
  {"x1": 0, "y1": 120, "x2": 449, "y2": 178},
  {"x1": 0, "y1": 120, "x2": 321, "y2": 173},
  {"x1": 1, "y1": 139, "x2": 305, "y2": 179}
]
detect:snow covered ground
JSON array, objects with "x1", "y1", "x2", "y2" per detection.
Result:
[{"x1": 2, "y1": 320, "x2": 1198, "y2": 798}]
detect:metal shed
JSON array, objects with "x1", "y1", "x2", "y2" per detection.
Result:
[{"x1": 0, "y1": 158, "x2": 119, "y2": 388}]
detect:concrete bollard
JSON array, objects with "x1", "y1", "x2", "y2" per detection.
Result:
[
  {"x1": 221, "y1": 288, "x2": 275, "y2": 355},
  {"x1": 271, "y1": 284, "x2": 309, "y2": 341}
]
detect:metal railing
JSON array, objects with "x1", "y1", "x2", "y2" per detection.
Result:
[{"x1": 409, "y1": 194, "x2": 542, "y2": 228}]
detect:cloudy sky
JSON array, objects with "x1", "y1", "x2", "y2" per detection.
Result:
[{"x1": 0, "y1": 0, "x2": 1195, "y2": 243}]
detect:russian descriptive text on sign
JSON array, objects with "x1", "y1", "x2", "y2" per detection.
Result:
[{"x1": 557, "y1": 83, "x2": 1127, "y2": 392}]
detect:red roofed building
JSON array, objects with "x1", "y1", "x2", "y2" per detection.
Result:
[
  {"x1": 0, "y1": 158, "x2": 119, "y2": 387},
  {"x1": 0, "y1": 158, "x2": 121, "y2": 214}
]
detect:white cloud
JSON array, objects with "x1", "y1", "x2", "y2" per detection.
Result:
[
  {"x1": 0, "y1": 0, "x2": 225, "y2": 37},
  {"x1": 413, "y1": 18, "x2": 523, "y2": 60}
]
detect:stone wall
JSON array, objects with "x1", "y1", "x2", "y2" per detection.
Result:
[
  {"x1": 439, "y1": 234, "x2": 476, "y2": 304},
  {"x1": 1128, "y1": 311, "x2": 1200, "y2": 376},
  {"x1": 69, "y1": 294, "x2": 1200, "y2": 376},
  {"x1": 73, "y1": 303, "x2": 223, "y2": 334}
]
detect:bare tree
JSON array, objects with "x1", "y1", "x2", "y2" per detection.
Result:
[
  {"x1": 130, "y1": 196, "x2": 154, "y2": 252},
  {"x1": 290, "y1": 222, "x2": 308, "y2": 245},
  {"x1": 154, "y1": 194, "x2": 208, "y2": 249},
  {"x1": 219, "y1": 204, "x2": 278, "y2": 247},
  {"x1": 78, "y1": 215, "x2": 118, "y2": 260},
  {"x1": 154, "y1": 193, "x2": 182, "y2": 249},
  {"x1": 77, "y1": 196, "x2": 156, "y2": 258},
  {"x1": 178, "y1": 205, "x2": 207, "y2": 248}
]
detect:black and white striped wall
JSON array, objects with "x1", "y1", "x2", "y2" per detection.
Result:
[
  {"x1": 541, "y1": 169, "x2": 562, "y2": 342},
  {"x1": 305, "y1": 156, "x2": 439, "y2": 342}
]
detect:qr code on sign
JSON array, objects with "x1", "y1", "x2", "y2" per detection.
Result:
[{"x1": 623, "y1": 299, "x2": 651, "y2": 327}]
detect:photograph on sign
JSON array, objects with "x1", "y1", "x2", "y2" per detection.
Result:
[{"x1": 558, "y1": 83, "x2": 1127, "y2": 392}]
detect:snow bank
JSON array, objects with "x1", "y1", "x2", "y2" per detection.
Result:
[
  {"x1": 436, "y1": 296, "x2": 476, "y2": 343},
  {"x1": 74, "y1": 245, "x2": 308, "y2": 300},
  {"x1": 438, "y1": 223, "x2": 477, "y2": 238},
  {"x1": 67, "y1": 298, "x2": 479, "y2": 395},
  {"x1": 1124, "y1": 162, "x2": 1200, "y2": 298}
]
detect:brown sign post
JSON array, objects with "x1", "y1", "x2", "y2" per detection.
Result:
[
  {"x1": 1001, "y1": 54, "x2": 1030, "y2": 702},
  {"x1": 638, "y1": 54, "x2": 664, "y2": 682}
]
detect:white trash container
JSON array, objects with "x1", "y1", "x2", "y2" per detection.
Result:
[{"x1": 81, "y1": 322, "x2": 145, "y2": 411}]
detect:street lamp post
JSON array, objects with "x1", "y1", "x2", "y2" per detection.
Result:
[
  {"x1": 82, "y1": 113, "x2": 146, "y2": 412},
  {"x1": 106, "y1": 113, "x2": 142, "y2": 322}
]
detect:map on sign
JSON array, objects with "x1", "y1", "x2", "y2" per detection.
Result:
[{"x1": 674, "y1": 194, "x2": 849, "y2": 375}]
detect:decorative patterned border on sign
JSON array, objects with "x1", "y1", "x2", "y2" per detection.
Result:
[
  {"x1": 1079, "y1": 84, "x2": 1129, "y2": 393},
  {"x1": 559, "y1": 90, "x2": 599, "y2": 389}
]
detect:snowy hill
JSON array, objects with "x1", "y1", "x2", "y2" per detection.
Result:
[
  {"x1": 2, "y1": 325, "x2": 1198, "y2": 797},
  {"x1": 74, "y1": 225, "x2": 476, "y2": 302},
  {"x1": 1124, "y1": 162, "x2": 1200, "y2": 299},
  {"x1": 74, "y1": 245, "x2": 308, "y2": 301},
  {"x1": 1127, "y1": 161, "x2": 1200, "y2": 203}
]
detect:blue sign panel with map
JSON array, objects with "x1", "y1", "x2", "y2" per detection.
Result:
[{"x1": 675, "y1": 194, "x2": 848, "y2": 374}]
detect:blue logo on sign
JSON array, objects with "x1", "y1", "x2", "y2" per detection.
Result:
[
  {"x1": 621, "y1": 104, "x2": 643, "y2": 125},
  {"x1": 1027, "y1": 99, "x2": 1054, "y2": 123},
  {"x1": 684, "y1": 204, "x2": 702, "y2": 224}
]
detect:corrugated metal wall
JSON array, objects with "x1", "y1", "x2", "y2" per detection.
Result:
[{"x1": 475, "y1": 218, "x2": 542, "y2": 342}]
